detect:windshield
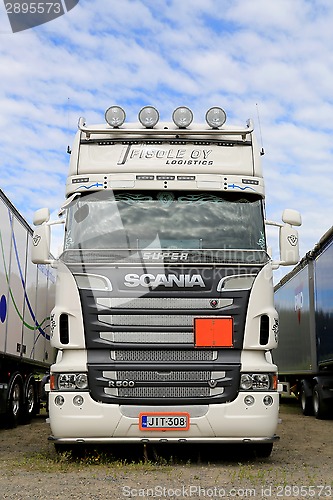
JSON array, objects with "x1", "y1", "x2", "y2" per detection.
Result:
[{"x1": 64, "y1": 190, "x2": 266, "y2": 253}]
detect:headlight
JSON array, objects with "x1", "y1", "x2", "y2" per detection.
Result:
[
  {"x1": 240, "y1": 373, "x2": 273, "y2": 391},
  {"x1": 205, "y1": 107, "x2": 227, "y2": 128},
  {"x1": 138, "y1": 106, "x2": 159, "y2": 128},
  {"x1": 75, "y1": 373, "x2": 89, "y2": 389},
  {"x1": 57, "y1": 373, "x2": 89, "y2": 391},
  {"x1": 240, "y1": 374, "x2": 253, "y2": 391},
  {"x1": 105, "y1": 106, "x2": 126, "y2": 127},
  {"x1": 172, "y1": 106, "x2": 193, "y2": 128}
]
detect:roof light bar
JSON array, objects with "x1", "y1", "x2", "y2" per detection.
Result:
[
  {"x1": 105, "y1": 106, "x2": 126, "y2": 127},
  {"x1": 138, "y1": 106, "x2": 159, "y2": 128},
  {"x1": 205, "y1": 107, "x2": 227, "y2": 128},
  {"x1": 172, "y1": 106, "x2": 193, "y2": 128}
]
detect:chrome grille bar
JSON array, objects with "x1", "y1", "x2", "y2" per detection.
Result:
[
  {"x1": 116, "y1": 370, "x2": 211, "y2": 382},
  {"x1": 112, "y1": 350, "x2": 216, "y2": 362},
  {"x1": 114, "y1": 387, "x2": 211, "y2": 398},
  {"x1": 96, "y1": 297, "x2": 232, "y2": 310},
  {"x1": 100, "y1": 331, "x2": 193, "y2": 343}
]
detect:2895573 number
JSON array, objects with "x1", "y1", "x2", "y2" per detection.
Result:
[
  {"x1": 5, "y1": 2, "x2": 62, "y2": 14},
  {"x1": 276, "y1": 485, "x2": 332, "y2": 497}
]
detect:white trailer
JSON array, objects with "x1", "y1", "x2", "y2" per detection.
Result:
[
  {"x1": 32, "y1": 106, "x2": 301, "y2": 456},
  {"x1": 0, "y1": 188, "x2": 55, "y2": 426}
]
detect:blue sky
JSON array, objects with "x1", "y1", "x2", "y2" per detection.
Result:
[{"x1": 1, "y1": 0, "x2": 333, "y2": 278}]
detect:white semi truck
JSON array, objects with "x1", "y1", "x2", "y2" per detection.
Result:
[
  {"x1": 0, "y1": 188, "x2": 55, "y2": 427},
  {"x1": 32, "y1": 105, "x2": 301, "y2": 457}
]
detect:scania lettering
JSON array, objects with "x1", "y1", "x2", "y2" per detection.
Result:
[
  {"x1": 124, "y1": 273, "x2": 205, "y2": 288},
  {"x1": 32, "y1": 105, "x2": 301, "y2": 457}
]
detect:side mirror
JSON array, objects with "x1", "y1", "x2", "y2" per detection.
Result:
[
  {"x1": 31, "y1": 224, "x2": 51, "y2": 264},
  {"x1": 282, "y1": 209, "x2": 302, "y2": 227},
  {"x1": 31, "y1": 209, "x2": 51, "y2": 264},
  {"x1": 279, "y1": 225, "x2": 300, "y2": 265},
  {"x1": 279, "y1": 209, "x2": 302, "y2": 266},
  {"x1": 33, "y1": 207, "x2": 50, "y2": 226}
]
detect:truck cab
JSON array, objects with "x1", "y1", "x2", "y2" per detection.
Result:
[{"x1": 32, "y1": 106, "x2": 301, "y2": 456}]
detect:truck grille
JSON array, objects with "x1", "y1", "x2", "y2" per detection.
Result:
[
  {"x1": 112, "y1": 350, "x2": 215, "y2": 362},
  {"x1": 99, "y1": 314, "x2": 199, "y2": 327},
  {"x1": 88, "y1": 362, "x2": 240, "y2": 405},
  {"x1": 98, "y1": 297, "x2": 232, "y2": 309},
  {"x1": 100, "y1": 331, "x2": 193, "y2": 343},
  {"x1": 79, "y1": 264, "x2": 251, "y2": 405},
  {"x1": 116, "y1": 370, "x2": 211, "y2": 382},
  {"x1": 116, "y1": 387, "x2": 211, "y2": 398}
]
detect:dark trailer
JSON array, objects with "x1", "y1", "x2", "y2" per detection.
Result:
[{"x1": 274, "y1": 226, "x2": 333, "y2": 419}]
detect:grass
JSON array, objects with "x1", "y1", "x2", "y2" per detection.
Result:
[
  {"x1": 5, "y1": 443, "x2": 332, "y2": 493},
  {"x1": 3, "y1": 440, "x2": 272, "y2": 476},
  {"x1": 5, "y1": 445, "x2": 175, "y2": 474}
]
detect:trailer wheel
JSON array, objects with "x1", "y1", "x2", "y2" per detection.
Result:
[
  {"x1": 313, "y1": 384, "x2": 330, "y2": 419},
  {"x1": 6, "y1": 374, "x2": 23, "y2": 428},
  {"x1": 300, "y1": 381, "x2": 313, "y2": 416},
  {"x1": 21, "y1": 375, "x2": 37, "y2": 424}
]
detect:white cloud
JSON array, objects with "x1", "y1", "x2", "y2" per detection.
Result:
[{"x1": 0, "y1": 0, "x2": 333, "y2": 279}]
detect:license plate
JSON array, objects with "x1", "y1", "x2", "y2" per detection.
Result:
[{"x1": 139, "y1": 412, "x2": 190, "y2": 431}]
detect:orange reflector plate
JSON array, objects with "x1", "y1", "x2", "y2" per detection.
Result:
[{"x1": 194, "y1": 317, "x2": 233, "y2": 348}]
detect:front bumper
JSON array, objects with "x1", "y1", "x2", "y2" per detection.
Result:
[{"x1": 48, "y1": 391, "x2": 279, "y2": 445}]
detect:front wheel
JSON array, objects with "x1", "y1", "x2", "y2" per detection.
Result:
[
  {"x1": 313, "y1": 384, "x2": 330, "y2": 419},
  {"x1": 21, "y1": 376, "x2": 37, "y2": 424},
  {"x1": 300, "y1": 381, "x2": 313, "y2": 416},
  {"x1": 54, "y1": 443, "x2": 85, "y2": 459},
  {"x1": 253, "y1": 443, "x2": 273, "y2": 458}
]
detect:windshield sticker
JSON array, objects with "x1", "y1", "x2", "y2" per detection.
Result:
[
  {"x1": 157, "y1": 192, "x2": 175, "y2": 206},
  {"x1": 64, "y1": 230, "x2": 74, "y2": 250},
  {"x1": 257, "y1": 232, "x2": 266, "y2": 250},
  {"x1": 115, "y1": 193, "x2": 153, "y2": 204},
  {"x1": 178, "y1": 194, "x2": 224, "y2": 205}
]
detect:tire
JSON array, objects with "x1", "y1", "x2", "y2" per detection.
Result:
[
  {"x1": 54, "y1": 443, "x2": 84, "y2": 458},
  {"x1": 54, "y1": 443, "x2": 72, "y2": 454},
  {"x1": 6, "y1": 374, "x2": 23, "y2": 428},
  {"x1": 21, "y1": 376, "x2": 37, "y2": 424},
  {"x1": 300, "y1": 381, "x2": 313, "y2": 416},
  {"x1": 313, "y1": 384, "x2": 330, "y2": 420},
  {"x1": 253, "y1": 443, "x2": 273, "y2": 458}
]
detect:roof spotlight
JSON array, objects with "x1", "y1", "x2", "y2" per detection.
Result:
[
  {"x1": 105, "y1": 106, "x2": 126, "y2": 127},
  {"x1": 205, "y1": 107, "x2": 227, "y2": 128},
  {"x1": 138, "y1": 106, "x2": 159, "y2": 128},
  {"x1": 172, "y1": 106, "x2": 193, "y2": 128}
]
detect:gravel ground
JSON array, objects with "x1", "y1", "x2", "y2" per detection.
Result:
[{"x1": 0, "y1": 399, "x2": 332, "y2": 499}]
